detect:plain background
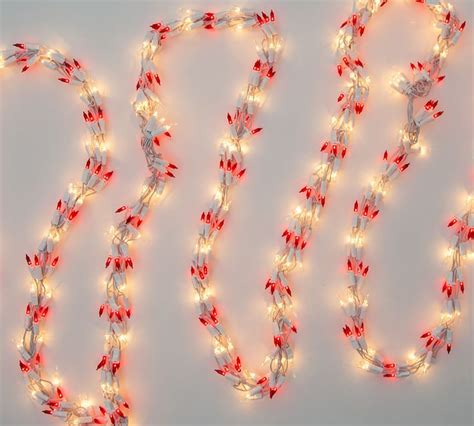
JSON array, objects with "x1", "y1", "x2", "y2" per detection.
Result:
[{"x1": 1, "y1": 0, "x2": 473, "y2": 425}]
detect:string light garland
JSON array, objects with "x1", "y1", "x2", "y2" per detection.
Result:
[
  {"x1": 3, "y1": 4, "x2": 469, "y2": 425},
  {"x1": 335, "y1": 0, "x2": 470, "y2": 378},
  {"x1": 1, "y1": 44, "x2": 124, "y2": 423}
]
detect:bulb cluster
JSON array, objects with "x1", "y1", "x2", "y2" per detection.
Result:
[
  {"x1": 337, "y1": 0, "x2": 469, "y2": 378},
  {"x1": 1, "y1": 44, "x2": 120, "y2": 423}
]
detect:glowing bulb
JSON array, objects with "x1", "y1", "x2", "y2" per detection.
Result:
[
  {"x1": 441, "y1": 312, "x2": 453, "y2": 322},
  {"x1": 52, "y1": 375, "x2": 61, "y2": 386},
  {"x1": 200, "y1": 243, "x2": 211, "y2": 254},
  {"x1": 68, "y1": 183, "x2": 77, "y2": 195},
  {"x1": 81, "y1": 398, "x2": 92, "y2": 408}
]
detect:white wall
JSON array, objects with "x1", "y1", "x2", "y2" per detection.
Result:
[{"x1": 1, "y1": 1, "x2": 472, "y2": 425}]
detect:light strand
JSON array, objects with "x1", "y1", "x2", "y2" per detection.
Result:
[
  {"x1": 166, "y1": 9, "x2": 291, "y2": 400},
  {"x1": 2, "y1": 44, "x2": 118, "y2": 423},
  {"x1": 337, "y1": 0, "x2": 469, "y2": 378}
]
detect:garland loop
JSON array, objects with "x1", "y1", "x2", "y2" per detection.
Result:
[
  {"x1": 337, "y1": 0, "x2": 469, "y2": 378},
  {"x1": 1, "y1": 44, "x2": 121, "y2": 423}
]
